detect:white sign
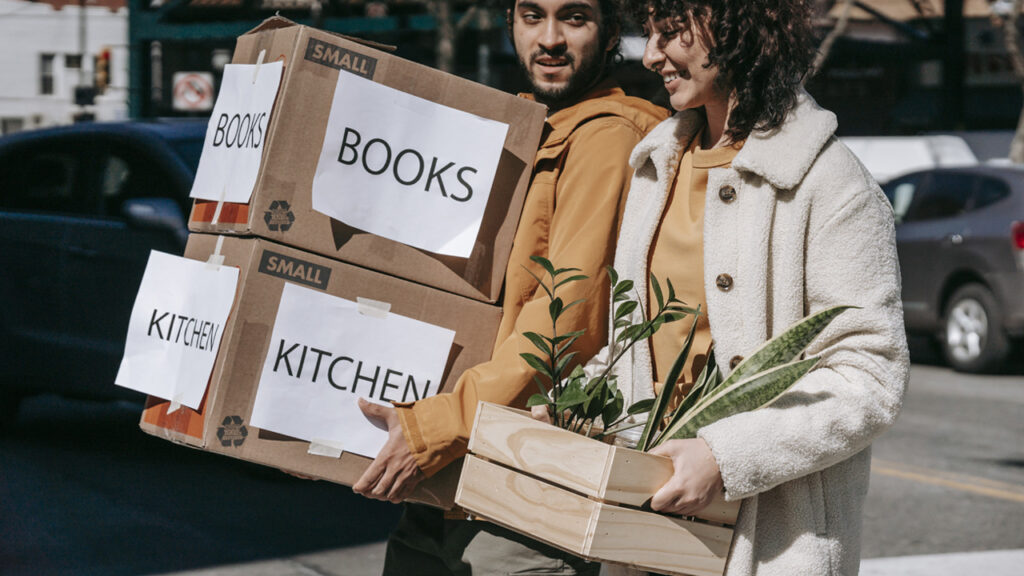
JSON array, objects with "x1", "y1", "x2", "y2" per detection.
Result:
[
  {"x1": 190, "y1": 61, "x2": 284, "y2": 204},
  {"x1": 312, "y1": 72, "x2": 509, "y2": 258},
  {"x1": 115, "y1": 251, "x2": 240, "y2": 409},
  {"x1": 249, "y1": 283, "x2": 456, "y2": 458},
  {"x1": 172, "y1": 72, "x2": 215, "y2": 112}
]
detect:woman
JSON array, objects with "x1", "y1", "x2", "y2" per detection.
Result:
[{"x1": 593, "y1": 1, "x2": 909, "y2": 574}]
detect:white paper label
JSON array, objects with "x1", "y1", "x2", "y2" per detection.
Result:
[
  {"x1": 249, "y1": 283, "x2": 456, "y2": 458},
  {"x1": 115, "y1": 251, "x2": 240, "y2": 409},
  {"x1": 190, "y1": 61, "x2": 284, "y2": 203},
  {"x1": 312, "y1": 71, "x2": 509, "y2": 258}
]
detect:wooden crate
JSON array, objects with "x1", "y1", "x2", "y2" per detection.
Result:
[{"x1": 455, "y1": 402, "x2": 740, "y2": 576}]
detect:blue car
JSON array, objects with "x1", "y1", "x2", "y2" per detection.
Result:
[{"x1": 0, "y1": 120, "x2": 206, "y2": 422}]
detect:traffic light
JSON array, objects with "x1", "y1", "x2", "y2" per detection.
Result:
[{"x1": 95, "y1": 47, "x2": 111, "y2": 94}]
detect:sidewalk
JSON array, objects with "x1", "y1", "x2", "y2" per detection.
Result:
[{"x1": 153, "y1": 544, "x2": 1024, "y2": 576}]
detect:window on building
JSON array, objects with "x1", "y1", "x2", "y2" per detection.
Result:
[
  {"x1": 65, "y1": 54, "x2": 82, "y2": 69},
  {"x1": 40, "y1": 54, "x2": 55, "y2": 95},
  {"x1": 1, "y1": 118, "x2": 24, "y2": 135}
]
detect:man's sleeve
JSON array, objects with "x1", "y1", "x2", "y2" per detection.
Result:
[{"x1": 395, "y1": 118, "x2": 648, "y2": 477}]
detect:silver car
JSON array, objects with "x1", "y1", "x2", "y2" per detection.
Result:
[{"x1": 883, "y1": 165, "x2": 1024, "y2": 373}]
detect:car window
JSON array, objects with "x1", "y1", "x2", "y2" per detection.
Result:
[
  {"x1": 882, "y1": 173, "x2": 924, "y2": 223},
  {"x1": 96, "y1": 147, "x2": 177, "y2": 218},
  {"x1": 972, "y1": 176, "x2": 1010, "y2": 211},
  {"x1": 903, "y1": 172, "x2": 974, "y2": 222},
  {"x1": 0, "y1": 147, "x2": 91, "y2": 214}
]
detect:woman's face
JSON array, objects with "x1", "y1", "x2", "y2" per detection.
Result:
[{"x1": 642, "y1": 12, "x2": 725, "y2": 113}]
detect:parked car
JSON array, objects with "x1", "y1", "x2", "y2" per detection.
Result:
[
  {"x1": 882, "y1": 165, "x2": 1024, "y2": 373},
  {"x1": 0, "y1": 119, "x2": 206, "y2": 423}
]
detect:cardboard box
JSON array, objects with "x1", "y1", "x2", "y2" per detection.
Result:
[
  {"x1": 140, "y1": 234, "x2": 503, "y2": 508},
  {"x1": 456, "y1": 403, "x2": 740, "y2": 575},
  {"x1": 189, "y1": 17, "x2": 548, "y2": 303}
]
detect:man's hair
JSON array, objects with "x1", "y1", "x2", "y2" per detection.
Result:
[
  {"x1": 507, "y1": 0, "x2": 625, "y2": 64},
  {"x1": 629, "y1": 0, "x2": 816, "y2": 141}
]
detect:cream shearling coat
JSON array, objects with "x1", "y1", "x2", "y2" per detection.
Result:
[{"x1": 594, "y1": 91, "x2": 910, "y2": 575}]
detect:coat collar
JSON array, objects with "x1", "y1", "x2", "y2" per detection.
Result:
[{"x1": 630, "y1": 89, "x2": 838, "y2": 190}]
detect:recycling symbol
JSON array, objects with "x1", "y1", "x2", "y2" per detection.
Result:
[
  {"x1": 217, "y1": 415, "x2": 248, "y2": 448},
  {"x1": 264, "y1": 200, "x2": 295, "y2": 232}
]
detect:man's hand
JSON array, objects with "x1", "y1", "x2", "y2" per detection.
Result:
[
  {"x1": 648, "y1": 438, "x2": 724, "y2": 516},
  {"x1": 352, "y1": 398, "x2": 425, "y2": 503}
]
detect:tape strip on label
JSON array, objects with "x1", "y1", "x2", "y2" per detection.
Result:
[
  {"x1": 206, "y1": 235, "x2": 226, "y2": 268},
  {"x1": 308, "y1": 438, "x2": 346, "y2": 458},
  {"x1": 357, "y1": 297, "x2": 391, "y2": 318}
]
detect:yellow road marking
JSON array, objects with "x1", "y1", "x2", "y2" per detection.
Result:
[{"x1": 872, "y1": 458, "x2": 1024, "y2": 504}]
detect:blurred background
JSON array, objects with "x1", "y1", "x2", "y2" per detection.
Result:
[{"x1": 0, "y1": 1, "x2": 1022, "y2": 575}]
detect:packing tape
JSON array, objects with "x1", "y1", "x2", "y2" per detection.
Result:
[
  {"x1": 308, "y1": 438, "x2": 346, "y2": 458},
  {"x1": 210, "y1": 184, "x2": 227, "y2": 225},
  {"x1": 206, "y1": 236, "x2": 226, "y2": 268},
  {"x1": 357, "y1": 297, "x2": 391, "y2": 318},
  {"x1": 166, "y1": 392, "x2": 186, "y2": 415}
]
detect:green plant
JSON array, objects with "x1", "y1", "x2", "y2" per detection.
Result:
[
  {"x1": 519, "y1": 256, "x2": 853, "y2": 451},
  {"x1": 520, "y1": 256, "x2": 696, "y2": 435}
]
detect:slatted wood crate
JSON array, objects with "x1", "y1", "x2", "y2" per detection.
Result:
[{"x1": 455, "y1": 402, "x2": 740, "y2": 576}]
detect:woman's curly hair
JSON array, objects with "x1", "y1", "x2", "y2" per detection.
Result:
[{"x1": 629, "y1": 0, "x2": 817, "y2": 141}]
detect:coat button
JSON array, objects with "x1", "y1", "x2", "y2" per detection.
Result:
[
  {"x1": 729, "y1": 355, "x2": 744, "y2": 369},
  {"x1": 715, "y1": 273, "x2": 734, "y2": 291},
  {"x1": 719, "y1": 185, "x2": 736, "y2": 203}
]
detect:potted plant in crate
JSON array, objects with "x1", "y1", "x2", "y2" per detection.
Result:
[{"x1": 455, "y1": 256, "x2": 850, "y2": 576}]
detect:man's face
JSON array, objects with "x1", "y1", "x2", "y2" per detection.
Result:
[{"x1": 511, "y1": 0, "x2": 613, "y2": 108}]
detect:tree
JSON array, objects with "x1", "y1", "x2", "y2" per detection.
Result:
[
  {"x1": 809, "y1": 0, "x2": 857, "y2": 79},
  {"x1": 423, "y1": 1, "x2": 493, "y2": 74}
]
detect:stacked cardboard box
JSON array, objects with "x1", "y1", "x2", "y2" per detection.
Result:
[{"x1": 139, "y1": 17, "x2": 547, "y2": 508}]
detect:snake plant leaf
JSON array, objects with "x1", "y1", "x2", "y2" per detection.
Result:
[
  {"x1": 526, "y1": 393, "x2": 552, "y2": 407},
  {"x1": 720, "y1": 306, "x2": 853, "y2": 390},
  {"x1": 637, "y1": 308, "x2": 700, "y2": 451},
  {"x1": 652, "y1": 351, "x2": 718, "y2": 447},
  {"x1": 658, "y1": 357, "x2": 819, "y2": 443}
]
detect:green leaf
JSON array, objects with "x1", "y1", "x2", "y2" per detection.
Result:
[
  {"x1": 607, "y1": 266, "x2": 619, "y2": 287},
  {"x1": 561, "y1": 298, "x2": 585, "y2": 317},
  {"x1": 613, "y1": 280, "x2": 635, "y2": 299},
  {"x1": 655, "y1": 355, "x2": 717, "y2": 447},
  {"x1": 627, "y1": 398, "x2": 655, "y2": 415},
  {"x1": 666, "y1": 278, "x2": 677, "y2": 303},
  {"x1": 637, "y1": 308, "x2": 700, "y2": 451},
  {"x1": 553, "y1": 266, "x2": 583, "y2": 276},
  {"x1": 554, "y1": 274, "x2": 588, "y2": 289},
  {"x1": 651, "y1": 273, "x2": 664, "y2": 311},
  {"x1": 526, "y1": 393, "x2": 552, "y2": 407},
  {"x1": 614, "y1": 318, "x2": 632, "y2": 329},
  {"x1": 520, "y1": 352, "x2": 553, "y2": 380},
  {"x1": 554, "y1": 351, "x2": 580, "y2": 377},
  {"x1": 720, "y1": 306, "x2": 853, "y2": 390},
  {"x1": 522, "y1": 265, "x2": 553, "y2": 299},
  {"x1": 555, "y1": 381, "x2": 588, "y2": 411},
  {"x1": 531, "y1": 374, "x2": 550, "y2": 396},
  {"x1": 614, "y1": 300, "x2": 639, "y2": 321},
  {"x1": 554, "y1": 334, "x2": 582, "y2": 358},
  {"x1": 522, "y1": 331, "x2": 552, "y2": 356},
  {"x1": 601, "y1": 388, "x2": 625, "y2": 430},
  {"x1": 549, "y1": 297, "x2": 564, "y2": 320},
  {"x1": 530, "y1": 255, "x2": 555, "y2": 277},
  {"x1": 659, "y1": 357, "x2": 819, "y2": 443}
]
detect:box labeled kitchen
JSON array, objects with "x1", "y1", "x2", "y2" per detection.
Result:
[
  {"x1": 140, "y1": 234, "x2": 502, "y2": 507},
  {"x1": 456, "y1": 403, "x2": 740, "y2": 575},
  {"x1": 188, "y1": 16, "x2": 547, "y2": 303}
]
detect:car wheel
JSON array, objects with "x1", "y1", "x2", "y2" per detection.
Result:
[{"x1": 941, "y1": 284, "x2": 1010, "y2": 373}]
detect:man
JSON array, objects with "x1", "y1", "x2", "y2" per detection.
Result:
[{"x1": 353, "y1": 0, "x2": 667, "y2": 573}]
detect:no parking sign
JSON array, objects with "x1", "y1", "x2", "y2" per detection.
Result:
[{"x1": 173, "y1": 72, "x2": 215, "y2": 112}]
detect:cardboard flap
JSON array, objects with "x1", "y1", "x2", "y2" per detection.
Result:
[{"x1": 245, "y1": 15, "x2": 396, "y2": 52}]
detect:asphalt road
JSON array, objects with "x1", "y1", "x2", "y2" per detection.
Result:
[{"x1": 1, "y1": 359, "x2": 1022, "y2": 575}]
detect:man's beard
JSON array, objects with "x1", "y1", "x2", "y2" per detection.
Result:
[{"x1": 519, "y1": 46, "x2": 606, "y2": 109}]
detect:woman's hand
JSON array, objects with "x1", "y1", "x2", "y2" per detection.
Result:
[
  {"x1": 649, "y1": 438, "x2": 724, "y2": 516},
  {"x1": 530, "y1": 404, "x2": 552, "y2": 424}
]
